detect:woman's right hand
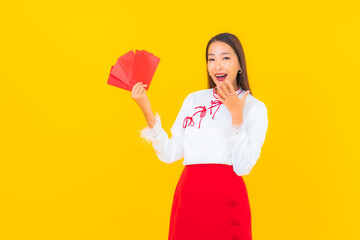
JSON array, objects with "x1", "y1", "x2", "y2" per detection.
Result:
[{"x1": 131, "y1": 82, "x2": 151, "y2": 112}]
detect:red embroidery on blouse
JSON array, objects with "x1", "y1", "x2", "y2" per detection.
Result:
[
  {"x1": 183, "y1": 87, "x2": 243, "y2": 129},
  {"x1": 183, "y1": 116, "x2": 194, "y2": 128},
  {"x1": 208, "y1": 100, "x2": 222, "y2": 119}
]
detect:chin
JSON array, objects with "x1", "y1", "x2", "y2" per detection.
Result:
[{"x1": 215, "y1": 80, "x2": 225, "y2": 86}]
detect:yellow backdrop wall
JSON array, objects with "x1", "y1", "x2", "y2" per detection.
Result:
[{"x1": 1, "y1": 0, "x2": 359, "y2": 239}]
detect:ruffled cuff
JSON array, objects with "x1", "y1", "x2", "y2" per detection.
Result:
[
  {"x1": 232, "y1": 122, "x2": 245, "y2": 135},
  {"x1": 139, "y1": 113, "x2": 163, "y2": 143},
  {"x1": 229, "y1": 123, "x2": 246, "y2": 144}
]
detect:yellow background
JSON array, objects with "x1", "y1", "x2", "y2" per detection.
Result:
[{"x1": 1, "y1": 0, "x2": 359, "y2": 239}]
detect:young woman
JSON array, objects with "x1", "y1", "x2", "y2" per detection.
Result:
[{"x1": 131, "y1": 32, "x2": 268, "y2": 240}]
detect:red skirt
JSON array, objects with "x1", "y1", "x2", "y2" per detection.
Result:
[{"x1": 168, "y1": 164, "x2": 252, "y2": 240}]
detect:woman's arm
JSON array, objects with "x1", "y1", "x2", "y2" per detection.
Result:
[
  {"x1": 141, "y1": 107, "x2": 156, "y2": 129},
  {"x1": 229, "y1": 102, "x2": 269, "y2": 176},
  {"x1": 139, "y1": 94, "x2": 191, "y2": 164},
  {"x1": 132, "y1": 83, "x2": 191, "y2": 164},
  {"x1": 140, "y1": 112, "x2": 185, "y2": 164}
]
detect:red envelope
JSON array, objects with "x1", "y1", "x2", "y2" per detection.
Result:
[
  {"x1": 118, "y1": 50, "x2": 135, "y2": 84},
  {"x1": 111, "y1": 61, "x2": 132, "y2": 88},
  {"x1": 131, "y1": 50, "x2": 160, "y2": 91},
  {"x1": 107, "y1": 49, "x2": 160, "y2": 92},
  {"x1": 107, "y1": 66, "x2": 132, "y2": 91}
]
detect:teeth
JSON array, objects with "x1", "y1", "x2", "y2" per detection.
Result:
[{"x1": 216, "y1": 74, "x2": 226, "y2": 77}]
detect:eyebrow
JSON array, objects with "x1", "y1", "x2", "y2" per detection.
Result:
[{"x1": 208, "y1": 52, "x2": 231, "y2": 56}]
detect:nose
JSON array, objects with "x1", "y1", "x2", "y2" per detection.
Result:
[{"x1": 215, "y1": 60, "x2": 222, "y2": 71}]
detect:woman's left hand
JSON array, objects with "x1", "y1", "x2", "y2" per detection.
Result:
[{"x1": 216, "y1": 80, "x2": 250, "y2": 122}]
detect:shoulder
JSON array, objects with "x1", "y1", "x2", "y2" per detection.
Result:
[
  {"x1": 187, "y1": 88, "x2": 211, "y2": 98},
  {"x1": 246, "y1": 93, "x2": 266, "y2": 108},
  {"x1": 244, "y1": 93, "x2": 267, "y2": 118},
  {"x1": 183, "y1": 88, "x2": 212, "y2": 103}
]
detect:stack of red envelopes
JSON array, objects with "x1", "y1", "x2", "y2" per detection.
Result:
[{"x1": 107, "y1": 50, "x2": 160, "y2": 91}]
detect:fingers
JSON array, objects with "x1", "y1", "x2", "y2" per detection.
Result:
[
  {"x1": 217, "y1": 80, "x2": 236, "y2": 102},
  {"x1": 131, "y1": 82, "x2": 140, "y2": 96},
  {"x1": 218, "y1": 82, "x2": 230, "y2": 96},
  {"x1": 219, "y1": 80, "x2": 236, "y2": 95},
  {"x1": 140, "y1": 86, "x2": 145, "y2": 96},
  {"x1": 240, "y1": 90, "x2": 250, "y2": 105},
  {"x1": 225, "y1": 80, "x2": 235, "y2": 94},
  {"x1": 132, "y1": 82, "x2": 142, "y2": 92},
  {"x1": 139, "y1": 84, "x2": 147, "y2": 96},
  {"x1": 217, "y1": 97, "x2": 225, "y2": 104},
  {"x1": 134, "y1": 84, "x2": 143, "y2": 95},
  {"x1": 216, "y1": 84, "x2": 227, "y2": 100},
  {"x1": 242, "y1": 90, "x2": 250, "y2": 99},
  {"x1": 131, "y1": 82, "x2": 147, "y2": 97}
]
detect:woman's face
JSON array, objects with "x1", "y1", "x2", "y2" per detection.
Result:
[{"x1": 207, "y1": 41, "x2": 241, "y2": 90}]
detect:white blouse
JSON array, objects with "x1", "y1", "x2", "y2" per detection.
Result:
[{"x1": 139, "y1": 86, "x2": 268, "y2": 176}]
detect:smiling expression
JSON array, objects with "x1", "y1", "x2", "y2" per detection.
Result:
[{"x1": 207, "y1": 41, "x2": 241, "y2": 91}]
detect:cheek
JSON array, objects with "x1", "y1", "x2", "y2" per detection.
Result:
[{"x1": 230, "y1": 62, "x2": 240, "y2": 71}]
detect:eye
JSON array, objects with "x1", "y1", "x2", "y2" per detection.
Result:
[{"x1": 208, "y1": 57, "x2": 230, "y2": 61}]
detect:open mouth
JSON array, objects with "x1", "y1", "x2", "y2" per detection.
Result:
[{"x1": 215, "y1": 74, "x2": 227, "y2": 81}]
